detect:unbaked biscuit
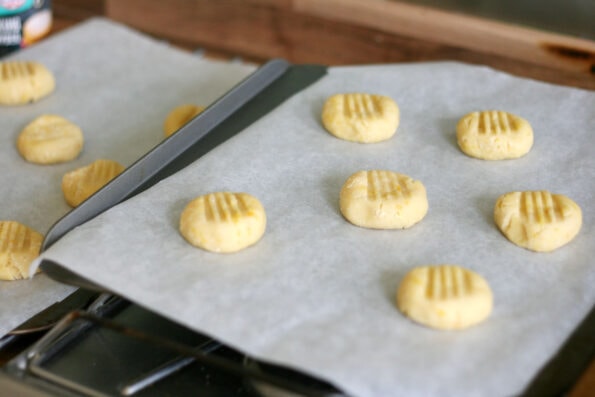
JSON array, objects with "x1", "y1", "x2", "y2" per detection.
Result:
[
  {"x1": 180, "y1": 192, "x2": 266, "y2": 253},
  {"x1": 396, "y1": 264, "x2": 493, "y2": 330},
  {"x1": 322, "y1": 93, "x2": 399, "y2": 143},
  {"x1": 163, "y1": 104, "x2": 205, "y2": 137},
  {"x1": 456, "y1": 110, "x2": 533, "y2": 160},
  {"x1": 0, "y1": 61, "x2": 55, "y2": 105},
  {"x1": 17, "y1": 114, "x2": 84, "y2": 164},
  {"x1": 494, "y1": 190, "x2": 582, "y2": 252},
  {"x1": 62, "y1": 159, "x2": 125, "y2": 207},
  {"x1": 339, "y1": 170, "x2": 428, "y2": 229},
  {"x1": 0, "y1": 221, "x2": 43, "y2": 281}
]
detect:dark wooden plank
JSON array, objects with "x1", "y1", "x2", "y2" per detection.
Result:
[{"x1": 104, "y1": 0, "x2": 594, "y2": 89}]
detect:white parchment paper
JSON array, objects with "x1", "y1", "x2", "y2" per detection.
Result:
[
  {"x1": 36, "y1": 60, "x2": 594, "y2": 396},
  {"x1": 0, "y1": 18, "x2": 255, "y2": 336}
]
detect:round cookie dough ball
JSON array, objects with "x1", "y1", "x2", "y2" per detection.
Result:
[
  {"x1": 62, "y1": 159, "x2": 125, "y2": 207},
  {"x1": 322, "y1": 93, "x2": 399, "y2": 143},
  {"x1": 0, "y1": 221, "x2": 43, "y2": 281},
  {"x1": 163, "y1": 104, "x2": 205, "y2": 137},
  {"x1": 180, "y1": 192, "x2": 266, "y2": 253},
  {"x1": 396, "y1": 264, "x2": 493, "y2": 330},
  {"x1": 494, "y1": 190, "x2": 582, "y2": 252},
  {"x1": 456, "y1": 110, "x2": 533, "y2": 160},
  {"x1": 17, "y1": 114, "x2": 84, "y2": 164},
  {"x1": 340, "y1": 170, "x2": 428, "y2": 229},
  {"x1": 0, "y1": 61, "x2": 55, "y2": 105}
]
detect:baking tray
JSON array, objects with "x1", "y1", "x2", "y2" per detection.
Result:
[
  {"x1": 2, "y1": 294, "x2": 345, "y2": 397},
  {"x1": 29, "y1": 61, "x2": 595, "y2": 396}
]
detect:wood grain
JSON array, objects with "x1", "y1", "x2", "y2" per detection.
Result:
[
  {"x1": 103, "y1": 0, "x2": 594, "y2": 89},
  {"x1": 571, "y1": 359, "x2": 595, "y2": 397},
  {"x1": 52, "y1": 0, "x2": 105, "y2": 20},
  {"x1": 299, "y1": 0, "x2": 595, "y2": 73}
]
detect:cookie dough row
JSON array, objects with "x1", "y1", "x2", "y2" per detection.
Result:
[
  {"x1": 1, "y1": 61, "x2": 126, "y2": 281},
  {"x1": 179, "y1": 178, "x2": 581, "y2": 255},
  {"x1": 0, "y1": 63, "x2": 58, "y2": 281},
  {"x1": 322, "y1": 93, "x2": 534, "y2": 161},
  {"x1": 168, "y1": 95, "x2": 535, "y2": 162},
  {"x1": 339, "y1": 170, "x2": 582, "y2": 252}
]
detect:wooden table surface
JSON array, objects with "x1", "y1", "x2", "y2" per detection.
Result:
[
  {"x1": 50, "y1": 0, "x2": 594, "y2": 90},
  {"x1": 11, "y1": 0, "x2": 593, "y2": 395}
]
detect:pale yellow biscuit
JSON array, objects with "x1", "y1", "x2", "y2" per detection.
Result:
[
  {"x1": 180, "y1": 192, "x2": 266, "y2": 253},
  {"x1": 62, "y1": 159, "x2": 125, "y2": 207},
  {"x1": 456, "y1": 110, "x2": 533, "y2": 160},
  {"x1": 322, "y1": 93, "x2": 399, "y2": 143},
  {"x1": 17, "y1": 114, "x2": 84, "y2": 164},
  {"x1": 0, "y1": 61, "x2": 55, "y2": 105},
  {"x1": 339, "y1": 170, "x2": 428, "y2": 229},
  {"x1": 163, "y1": 104, "x2": 205, "y2": 137},
  {"x1": 396, "y1": 264, "x2": 493, "y2": 330},
  {"x1": 0, "y1": 221, "x2": 43, "y2": 281},
  {"x1": 494, "y1": 190, "x2": 582, "y2": 252}
]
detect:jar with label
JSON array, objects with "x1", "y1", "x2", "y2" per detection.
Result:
[{"x1": 0, "y1": 0, "x2": 52, "y2": 56}]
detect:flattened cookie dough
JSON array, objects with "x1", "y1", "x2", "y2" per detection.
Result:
[
  {"x1": 180, "y1": 192, "x2": 266, "y2": 253},
  {"x1": 396, "y1": 265, "x2": 493, "y2": 330},
  {"x1": 0, "y1": 221, "x2": 43, "y2": 281},
  {"x1": 62, "y1": 159, "x2": 125, "y2": 207},
  {"x1": 322, "y1": 93, "x2": 399, "y2": 143},
  {"x1": 0, "y1": 61, "x2": 55, "y2": 105},
  {"x1": 494, "y1": 190, "x2": 582, "y2": 252},
  {"x1": 340, "y1": 170, "x2": 428, "y2": 229},
  {"x1": 163, "y1": 104, "x2": 205, "y2": 137},
  {"x1": 17, "y1": 114, "x2": 84, "y2": 164},
  {"x1": 456, "y1": 110, "x2": 533, "y2": 160}
]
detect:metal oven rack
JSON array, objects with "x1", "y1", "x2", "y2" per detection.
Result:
[{"x1": 1, "y1": 293, "x2": 345, "y2": 397}]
